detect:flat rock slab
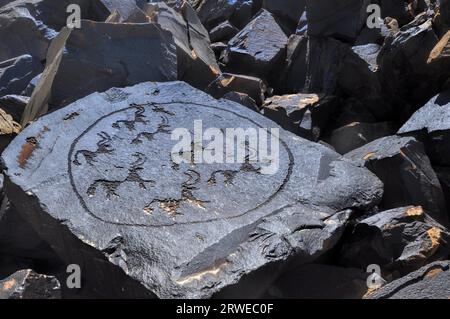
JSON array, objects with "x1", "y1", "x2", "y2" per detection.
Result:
[
  {"x1": 367, "y1": 261, "x2": 450, "y2": 299},
  {"x1": 2, "y1": 81, "x2": 382, "y2": 298}
]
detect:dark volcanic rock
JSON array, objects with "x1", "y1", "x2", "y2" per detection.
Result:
[
  {"x1": 345, "y1": 136, "x2": 448, "y2": 224},
  {"x1": 0, "y1": 55, "x2": 43, "y2": 97},
  {"x1": 261, "y1": 94, "x2": 337, "y2": 141},
  {"x1": 305, "y1": 0, "x2": 370, "y2": 42},
  {"x1": 264, "y1": 263, "x2": 368, "y2": 299},
  {"x1": 206, "y1": 73, "x2": 267, "y2": 105},
  {"x1": 0, "y1": 269, "x2": 61, "y2": 299},
  {"x1": 326, "y1": 121, "x2": 396, "y2": 155},
  {"x1": 224, "y1": 9, "x2": 288, "y2": 78},
  {"x1": 141, "y1": 2, "x2": 221, "y2": 89},
  {"x1": 0, "y1": 196, "x2": 62, "y2": 271},
  {"x1": 398, "y1": 91, "x2": 450, "y2": 166},
  {"x1": 209, "y1": 20, "x2": 239, "y2": 43},
  {"x1": 0, "y1": 0, "x2": 109, "y2": 62},
  {"x1": 367, "y1": 261, "x2": 450, "y2": 299},
  {"x1": 2, "y1": 81, "x2": 383, "y2": 298},
  {"x1": 22, "y1": 20, "x2": 177, "y2": 125},
  {"x1": 339, "y1": 206, "x2": 450, "y2": 275},
  {"x1": 0, "y1": 94, "x2": 28, "y2": 122},
  {"x1": 262, "y1": 0, "x2": 305, "y2": 32}
]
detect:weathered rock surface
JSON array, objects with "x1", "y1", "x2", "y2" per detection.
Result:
[
  {"x1": 140, "y1": 2, "x2": 221, "y2": 89},
  {"x1": 339, "y1": 206, "x2": 450, "y2": 275},
  {"x1": 264, "y1": 263, "x2": 368, "y2": 299},
  {"x1": 367, "y1": 261, "x2": 450, "y2": 299},
  {"x1": 398, "y1": 91, "x2": 450, "y2": 166},
  {"x1": 206, "y1": 73, "x2": 267, "y2": 105},
  {"x1": 261, "y1": 94, "x2": 337, "y2": 141},
  {"x1": 0, "y1": 269, "x2": 61, "y2": 299},
  {"x1": 0, "y1": 94, "x2": 28, "y2": 122},
  {"x1": 0, "y1": 55, "x2": 43, "y2": 97},
  {"x1": 2, "y1": 81, "x2": 383, "y2": 298},
  {"x1": 22, "y1": 20, "x2": 177, "y2": 125},
  {"x1": 326, "y1": 122, "x2": 396, "y2": 155},
  {"x1": 224, "y1": 9, "x2": 287, "y2": 78},
  {"x1": 305, "y1": 0, "x2": 370, "y2": 42},
  {"x1": 345, "y1": 136, "x2": 448, "y2": 224},
  {"x1": 262, "y1": 0, "x2": 305, "y2": 32}
]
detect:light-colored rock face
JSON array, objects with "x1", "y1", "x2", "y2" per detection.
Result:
[{"x1": 2, "y1": 81, "x2": 383, "y2": 298}]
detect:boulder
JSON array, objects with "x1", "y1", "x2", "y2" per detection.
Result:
[
  {"x1": 305, "y1": 0, "x2": 370, "y2": 42},
  {"x1": 2, "y1": 81, "x2": 383, "y2": 298},
  {"x1": 140, "y1": 2, "x2": 221, "y2": 89},
  {"x1": 326, "y1": 121, "x2": 396, "y2": 155},
  {"x1": 398, "y1": 91, "x2": 450, "y2": 166},
  {"x1": 339, "y1": 206, "x2": 450, "y2": 275},
  {"x1": 224, "y1": 9, "x2": 288, "y2": 78},
  {"x1": 21, "y1": 20, "x2": 177, "y2": 125},
  {"x1": 0, "y1": 269, "x2": 61, "y2": 299},
  {"x1": 206, "y1": 73, "x2": 266, "y2": 105},
  {"x1": 345, "y1": 136, "x2": 448, "y2": 223},
  {"x1": 0, "y1": 0, "x2": 109, "y2": 62},
  {"x1": 262, "y1": 0, "x2": 306, "y2": 32},
  {"x1": 264, "y1": 263, "x2": 368, "y2": 299},
  {"x1": 367, "y1": 261, "x2": 450, "y2": 299},
  {"x1": 0, "y1": 55, "x2": 43, "y2": 97},
  {"x1": 261, "y1": 94, "x2": 337, "y2": 141},
  {"x1": 0, "y1": 94, "x2": 28, "y2": 122},
  {"x1": 209, "y1": 20, "x2": 239, "y2": 43}
]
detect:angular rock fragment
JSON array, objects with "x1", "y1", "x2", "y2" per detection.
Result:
[
  {"x1": 0, "y1": 55, "x2": 43, "y2": 97},
  {"x1": 0, "y1": 269, "x2": 61, "y2": 299},
  {"x1": 281, "y1": 37, "x2": 385, "y2": 115},
  {"x1": 222, "y1": 92, "x2": 259, "y2": 111},
  {"x1": 367, "y1": 261, "x2": 450, "y2": 299},
  {"x1": 345, "y1": 136, "x2": 448, "y2": 223},
  {"x1": 262, "y1": 0, "x2": 305, "y2": 32},
  {"x1": 0, "y1": 196, "x2": 62, "y2": 271},
  {"x1": 22, "y1": 20, "x2": 177, "y2": 125},
  {"x1": 2, "y1": 81, "x2": 383, "y2": 298},
  {"x1": 0, "y1": 94, "x2": 28, "y2": 122},
  {"x1": 0, "y1": 0, "x2": 109, "y2": 62},
  {"x1": 305, "y1": 0, "x2": 370, "y2": 42},
  {"x1": 209, "y1": 20, "x2": 239, "y2": 43},
  {"x1": 261, "y1": 94, "x2": 337, "y2": 141},
  {"x1": 141, "y1": 2, "x2": 221, "y2": 89},
  {"x1": 326, "y1": 122, "x2": 396, "y2": 155},
  {"x1": 206, "y1": 73, "x2": 266, "y2": 105},
  {"x1": 225, "y1": 9, "x2": 287, "y2": 79},
  {"x1": 194, "y1": 0, "x2": 258, "y2": 30},
  {"x1": 339, "y1": 206, "x2": 450, "y2": 275},
  {"x1": 377, "y1": 13, "x2": 440, "y2": 110},
  {"x1": 264, "y1": 264, "x2": 368, "y2": 299},
  {"x1": 0, "y1": 108, "x2": 20, "y2": 152},
  {"x1": 398, "y1": 91, "x2": 450, "y2": 166}
]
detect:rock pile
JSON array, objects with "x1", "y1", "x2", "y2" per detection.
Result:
[{"x1": 0, "y1": 0, "x2": 449, "y2": 299}]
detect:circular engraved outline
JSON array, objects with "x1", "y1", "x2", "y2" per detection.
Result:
[{"x1": 68, "y1": 101, "x2": 294, "y2": 227}]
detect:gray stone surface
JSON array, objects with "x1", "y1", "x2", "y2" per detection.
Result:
[
  {"x1": 22, "y1": 20, "x2": 177, "y2": 124},
  {"x1": 345, "y1": 135, "x2": 448, "y2": 224},
  {"x1": 0, "y1": 269, "x2": 61, "y2": 299},
  {"x1": 398, "y1": 91, "x2": 450, "y2": 166},
  {"x1": 0, "y1": 54, "x2": 43, "y2": 97},
  {"x1": 225, "y1": 9, "x2": 287, "y2": 77},
  {"x1": 305, "y1": 0, "x2": 370, "y2": 42},
  {"x1": 2, "y1": 81, "x2": 383, "y2": 298},
  {"x1": 339, "y1": 206, "x2": 450, "y2": 275},
  {"x1": 367, "y1": 261, "x2": 450, "y2": 299}
]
